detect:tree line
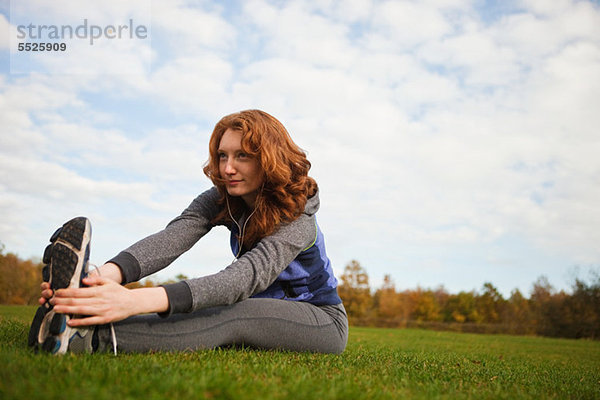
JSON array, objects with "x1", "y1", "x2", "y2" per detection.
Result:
[
  {"x1": 338, "y1": 260, "x2": 600, "y2": 339},
  {"x1": 1, "y1": 246, "x2": 598, "y2": 339}
]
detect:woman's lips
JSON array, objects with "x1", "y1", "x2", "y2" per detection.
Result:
[{"x1": 228, "y1": 180, "x2": 242, "y2": 185}]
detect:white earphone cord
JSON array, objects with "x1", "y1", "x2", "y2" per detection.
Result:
[{"x1": 226, "y1": 194, "x2": 258, "y2": 260}]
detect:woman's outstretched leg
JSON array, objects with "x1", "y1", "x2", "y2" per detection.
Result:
[{"x1": 97, "y1": 298, "x2": 348, "y2": 354}]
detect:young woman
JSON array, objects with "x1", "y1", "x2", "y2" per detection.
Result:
[{"x1": 29, "y1": 110, "x2": 348, "y2": 355}]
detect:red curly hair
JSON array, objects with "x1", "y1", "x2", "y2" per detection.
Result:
[{"x1": 203, "y1": 110, "x2": 318, "y2": 249}]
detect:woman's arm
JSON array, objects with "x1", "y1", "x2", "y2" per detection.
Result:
[
  {"x1": 111, "y1": 187, "x2": 221, "y2": 284},
  {"x1": 50, "y1": 275, "x2": 169, "y2": 326}
]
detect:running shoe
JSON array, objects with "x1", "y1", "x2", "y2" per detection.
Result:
[{"x1": 28, "y1": 216, "x2": 94, "y2": 354}]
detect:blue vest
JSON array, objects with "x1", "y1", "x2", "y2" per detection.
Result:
[{"x1": 230, "y1": 220, "x2": 342, "y2": 306}]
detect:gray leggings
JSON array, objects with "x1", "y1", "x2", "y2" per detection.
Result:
[{"x1": 97, "y1": 299, "x2": 348, "y2": 354}]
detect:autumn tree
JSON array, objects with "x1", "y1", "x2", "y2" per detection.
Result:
[
  {"x1": 564, "y1": 273, "x2": 600, "y2": 338},
  {"x1": 337, "y1": 260, "x2": 373, "y2": 324},
  {"x1": 0, "y1": 245, "x2": 43, "y2": 305},
  {"x1": 476, "y1": 282, "x2": 505, "y2": 323},
  {"x1": 502, "y1": 288, "x2": 534, "y2": 334},
  {"x1": 444, "y1": 291, "x2": 479, "y2": 323},
  {"x1": 408, "y1": 288, "x2": 442, "y2": 322},
  {"x1": 433, "y1": 286, "x2": 450, "y2": 315},
  {"x1": 373, "y1": 274, "x2": 404, "y2": 326},
  {"x1": 529, "y1": 276, "x2": 572, "y2": 337}
]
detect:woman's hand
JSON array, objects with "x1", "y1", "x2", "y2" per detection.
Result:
[
  {"x1": 37, "y1": 262, "x2": 123, "y2": 306},
  {"x1": 50, "y1": 276, "x2": 138, "y2": 326},
  {"x1": 48, "y1": 275, "x2": 169, "y2": 327}
]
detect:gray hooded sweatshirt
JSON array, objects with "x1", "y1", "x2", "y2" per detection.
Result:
[{"x1": 109, "y1": 187, "x2": 341, "y2": 315}]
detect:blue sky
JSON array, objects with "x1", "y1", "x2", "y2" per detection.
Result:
[{"x1": 1, "y1": 0, "x2": 599, "y2": 297}]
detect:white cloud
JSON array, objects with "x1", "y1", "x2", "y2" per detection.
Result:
[
  {"x1": 240, "y1": 0, "x2": 358, "y2": 68},
  {"x1": 371, "y1": 1, "x2": 453, "y2": 48},
  {"x1": 520, "y1": 0, "x2": 577, "y2": 16},
  {"x1": 151, "y1": 0, "x2": 236, "y2": 54},
  {"x1": 0, "y1": 155, "x2": 155, "y2": 203},
  {"x1": 147, "y1": 55, "x2": 233, "y2": 116},
  {"x1": 318, "y1": 0, "x2": 373, "y2": 23}
]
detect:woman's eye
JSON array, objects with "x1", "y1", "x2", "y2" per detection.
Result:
[
  {"x1": 218, "y1": 153, "x2": 227, "y2": 160},
  {"x1": 237, "y1": 152, "x2": 248, "y2": 159}
]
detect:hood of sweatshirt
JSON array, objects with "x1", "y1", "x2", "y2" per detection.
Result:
[{"x1": 304, "y1": 190, "x2": 320, "y2": 217}]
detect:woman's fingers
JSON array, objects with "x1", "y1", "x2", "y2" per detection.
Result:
[
  {"x1": 40, "y1": 282, "x2": 53, "y2": 299},
  {"x1": 53, "y1": 304, "x2": 112, "y2": 326},
  {"x1": 67, "y1": 315, "x2": 109, "y2": 327},
  {"x1": 53, "y1": 287, "x2": 96, "y2": 299},
  {"x1": 50, "y1": 276, "x2": 114, "y2": 300},
  {"x1": 39, "y1": 292, "x2": 51, "y2": 304},
  {"x1": 53, "y1": 298, "x2": 115, "y2": 324},
  {"x1": 51, "y1": 296, "x2": 101, "y2": 307},
  {"x1": 39, "y1": 282, "x2": 53, "y2": 305},
  {"x1": 82, "y1": 275, "x2": 111, "y2": 287},
  {"x1": 53, "y1": 303, "x2": 102, "y2": 316}
]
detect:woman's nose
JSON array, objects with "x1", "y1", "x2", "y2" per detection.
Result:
[{"x1": 224, "y1": 160, "x2": 236, "y2": 174}]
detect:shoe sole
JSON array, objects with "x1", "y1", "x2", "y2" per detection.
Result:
[
  {"x1": 31, "y1": 217, "x2": 91, "y2": 354},
  {"x1": 27, "y1": 304, "x2": 49, "y2": 351}
]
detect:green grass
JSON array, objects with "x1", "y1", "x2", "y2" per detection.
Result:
[{"x1": 1, "y1": 305, "x2": 599, "y2": 400}]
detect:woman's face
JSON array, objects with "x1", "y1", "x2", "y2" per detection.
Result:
[{"x1": 218, "y1": 128, "x2": 264, "y2": 207}]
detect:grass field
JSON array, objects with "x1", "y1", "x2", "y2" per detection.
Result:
[{"x1": 1, "y1": 305, "x2": 598, "y2": 399}]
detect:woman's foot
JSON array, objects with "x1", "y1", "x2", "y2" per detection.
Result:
[{"x1": 28, "y1": 217, "x2": 95, "y2": 354}]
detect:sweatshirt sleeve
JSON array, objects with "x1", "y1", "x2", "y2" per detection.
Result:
[
  {"x1": 108, "y1": 187, "x2": 221, "y2": 285},
  {"x1": 184, "y1": 212, "x2": 316, "y2": 312}
]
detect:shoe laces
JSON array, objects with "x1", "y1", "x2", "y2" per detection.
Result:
[{"x1": 89, "y1": 263, "x2": 118, "y2": 356}]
